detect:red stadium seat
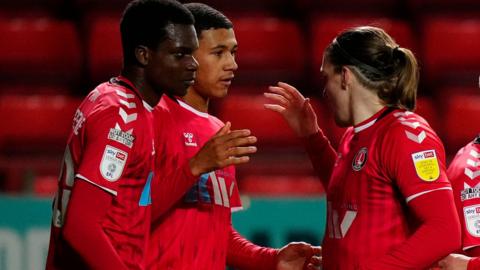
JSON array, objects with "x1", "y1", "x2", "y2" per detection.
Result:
[
  {"x1": 216, "y1": 92, "x2": 299, "y2": 146},
  {"x1": 87, "y1": 14, "x2": 123, "y2": 84},
  {"x1": 440, "y1": 88, "x2": 480, "y2": 154},
  {"x1": 421, "y1": 17, "x2": 480, "y2": 85},
  {"x1": 0, "y1": 17, "x2": 82, "y2": 83},
  {"x1": 231, "y1": 17, "x2": 306, "y2": 84},
  {"x1": 311, "y1": 17, "x2": 415, "y2": 84},
  {"x1": 240, "y1": 175, "x2": 324, "y2": 196},
  {"x1": 300, "y1": 0, "x2": 400, "y2": 14},
  {"x1": 408, "y1": 0, "x2": 480, "y2": 14},
  {"x1": 0, "y1": 95, "x2": 81, "y2": 152}
]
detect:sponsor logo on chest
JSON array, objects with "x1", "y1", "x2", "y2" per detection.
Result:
[
  {"x1": 352, "y1": 147, "x2": 368, "y2": 171},
  {"x1": 183, "y1": 132, "x2": 198, "y2": 147}
]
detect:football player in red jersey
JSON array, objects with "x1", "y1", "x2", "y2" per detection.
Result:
[
  {"x1": 148, "y1": 3, "x2": 321, "y2": 270},
  {"x1": 45, "y1": 0, "x2": 198, "y2": 269},
  {"x1": 437, "y1": 77, "x2": 480, "y2": 270},
  {"x1": 265, "y1": 26, "x2": 461, "y2": 269},
  {"x1": 46, "y1": 0, "x2": 258, "y2": 269}
]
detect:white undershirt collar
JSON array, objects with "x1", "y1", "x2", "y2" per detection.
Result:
[{"x1": 177, "y1": 99, "x2": 209, "y2": 118}]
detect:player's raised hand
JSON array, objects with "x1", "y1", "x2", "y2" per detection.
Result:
[
  {"x1": 437, "y1": 254, "x2": 470, "y2": 270},
  {"x1": 276, "y1": 242, "x2": 322, "y2": 270},
  {"x1": 189, "y1": 122, "x2": 257, "y2": 176},
  {"x1": 264, "y1": 82, "x2": 320, "y2": 138}
]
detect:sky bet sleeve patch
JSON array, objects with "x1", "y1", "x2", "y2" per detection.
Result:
[
  {"x1": 464, "y1": 204, "x2": 480, "y2": 237},
  {"x1": 100, "y1": 145, "x2": 128, "y2": 182},
  {"x1": 411, "y1": 150, "x2": 440, "y2": 181}
]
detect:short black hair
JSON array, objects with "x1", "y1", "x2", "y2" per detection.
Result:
[
  {"x1": 183, "y1": 3, "x2": 233, "y2": 38},
  {"x1": 120, "y1": 0, "x2": 194, "y2": 65}
]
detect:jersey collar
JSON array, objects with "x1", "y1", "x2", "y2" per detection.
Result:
[
  {"x1": 353, "y1": 106, "x2": 391, "y2": 133},
  {"x1": 176, "y1": 98, "x2": 209, "y2": 118}
]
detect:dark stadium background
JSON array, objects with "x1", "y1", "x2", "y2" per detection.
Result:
[{"x1": 0, "y1": 0, "x2": 478, "y2": 269}]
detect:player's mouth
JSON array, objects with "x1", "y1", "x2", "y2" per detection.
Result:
[
  {"x1": 183, "y1": 76, "x2": 196, "y2": 86},
  {"x1": 219, "y1": 75, "x2": 234, "y2": 86}
]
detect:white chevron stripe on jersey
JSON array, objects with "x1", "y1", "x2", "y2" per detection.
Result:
[
  {"x1": 119, "y1": 99, "x2": 137, "y2": 109},
  {"x1": 405, "y1": 130, "x2": 426, "y2": 144},
  {"x1": 119, "y1": 108, "x2": 137, "y2": 124},
  {"x1": 115, "y1": 123, "x2": 133, "y2": 134},
  {"x1": 400, "y1": 121, "x2": 421, "y2": 129},
  {"x1": 464, "y1": 181, "x2": 480, "y2": 189},
  {"x1": 467, "y1": 159, "x2": 480, "y2": 167},
  {"x1": 394, "y1": 111, "x2": 414, "y2": 118},
  {"x1": 465, "y1": 168, "x2": 480, "y2": 180},
  {"x1": 116, "y1": 90, "x2": 135, "y2": 99},
  {"x1": 340, "y1": 210, "x2": 357, "y2": 237},
  {"x1": 471, "y1": 149, "x2": 480, "y2": 159}
]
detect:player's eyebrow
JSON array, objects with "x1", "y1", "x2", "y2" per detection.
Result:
[{"x1": 210, "y1": 44, "x2": 238, "y2": 50}]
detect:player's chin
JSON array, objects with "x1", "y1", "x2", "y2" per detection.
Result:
[{"x1": 212, "y1": 86, "x2": 228, "y2": 98}]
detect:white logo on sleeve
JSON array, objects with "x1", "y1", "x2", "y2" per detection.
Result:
[
  {"x1": 100, "y1": 145, "x2": 128, "y2": 182},
  {"x1": 464, "y1": 204, "x2": 480, "y2": 237}
]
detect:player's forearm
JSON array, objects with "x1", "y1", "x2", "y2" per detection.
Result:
[
  {"x1": 368, "y1": 190, "x2": 461, "y2": 269},
  {"x1": 227, "y1": 227, "x2": 278, "y2": 270},
  {"x1": 63, "y1": 180, "x2": 127, "y2": 270},
  {"x1": 151, "y1": 160, "x2": 197, "y2": 221},
  {"x1": 302, "y1": 130, "x2": 337, "y2": 187}
]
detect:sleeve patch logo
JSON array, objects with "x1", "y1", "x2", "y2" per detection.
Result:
[
  {"x1": 464, "y1": 204, "x2": 480, "y2": 237},
  {"x1": 108, "y1": 128, "x2": 135, "y2": 148},
  {"x1": 100, "y1": 145, "x2": 128, "y2": 182},
  {"x1": 411, "y1": 150, "x2": 440, "y2": 181}
]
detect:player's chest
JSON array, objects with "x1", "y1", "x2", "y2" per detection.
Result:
[{"x1": 328, "y1": 138, "x2": 386, "y2": 205}]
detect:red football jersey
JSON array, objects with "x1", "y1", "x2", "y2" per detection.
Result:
[
  {"x1": 46, "y1": 77, "x2": 155, "y2": 270},
  {"x1": 147, "y1": 96, "x2": 242, "y2": 270},
  {"x1": 321, "y1": 108, "x2": 451, "y2": 270},
  {"x1": 448, "y1": 136, "x2": 480, "y2": 252}
]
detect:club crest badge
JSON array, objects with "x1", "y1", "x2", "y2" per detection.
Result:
[{"x1": 352, "y1": 147, "x2": 368, "y2": 171}]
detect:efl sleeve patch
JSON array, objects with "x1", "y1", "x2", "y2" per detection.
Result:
[
  {"x1": 100, "y1": 145, "x2": 128, "y2": 182},
  {"x1": 464, "y1": 204, "x2": 480, "y2": 237},
  {"x1": 411, "y1": 150, "x2": 440, "y2": 181}
]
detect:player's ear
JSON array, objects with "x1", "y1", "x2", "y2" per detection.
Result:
[{"x1": 135, "y1": 45, "x2": 149, "y2": 66}]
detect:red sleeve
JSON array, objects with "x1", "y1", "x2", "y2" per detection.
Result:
[
  {"x1": 448, "y1": 142, "x2": 480, "y2": 253},
  {"x1": 302, "y1": 130, "x2": 337, "y2": 188},
  {"x1": 77, "y1": 104, "x2": 137, "y2": 195},
  {"x1": 468, "y1": 257, "x2": 480, "y2": 270},
  {"x1": 383, "y1": 120, "x2": 451, "y2": 201},
  {"x1": 367, "y1": 190, "x2": 461, "y2": 269},
  {"x1": 227, "y1": 226, "x2": 278, "y2": 270},
  {"x1": 63, "y1": 179, "x2": 127, "y2": 270}
]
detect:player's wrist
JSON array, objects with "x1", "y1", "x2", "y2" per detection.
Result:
[{"x1": 188, "y1": 157, "x2": 203, "y2": 177}]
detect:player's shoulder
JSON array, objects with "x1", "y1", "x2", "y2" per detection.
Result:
[
  {"x1": 82, "y1": 80, "x2": 146, "y2": 116},
  {"x1": 209, "y1": 114, "x2": 224, "y2": 127},
  {"x1": 383, "y1": 109, "x2": 439, "y2": 142}
]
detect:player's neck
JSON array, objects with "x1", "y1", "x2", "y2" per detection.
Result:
[
  {"x1": 121, "y1": 68, "x2": 161, "y2": 107},
  {"x1": 351, "y1": 86, "x2": 384, "y2": 126},
  {"x1": 182, "y1": 87, "x2": 209, "y2": 113}
]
